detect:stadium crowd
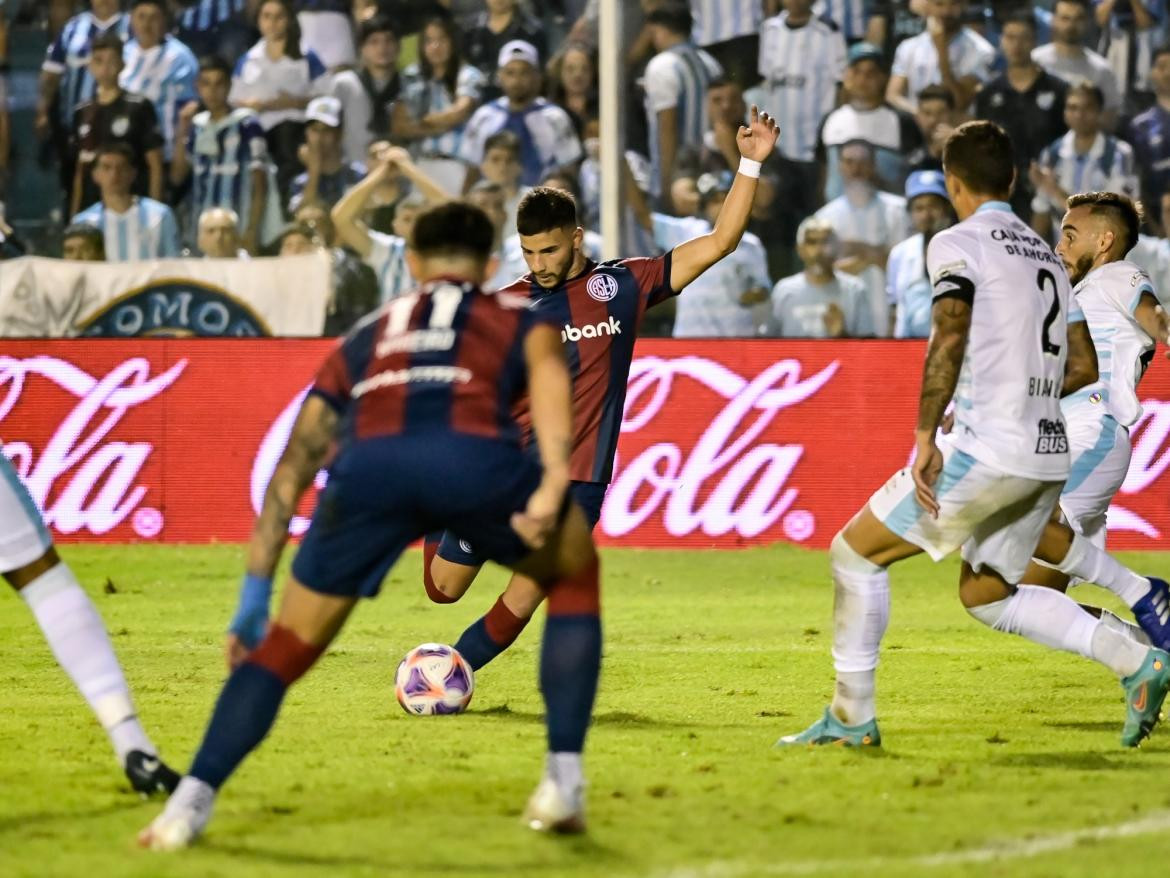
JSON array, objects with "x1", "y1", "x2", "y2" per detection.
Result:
[{"x1": 3, "y1": 0, "x2": 1170, "y2": 337}]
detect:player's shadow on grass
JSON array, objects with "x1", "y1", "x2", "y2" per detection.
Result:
[
  {"x1": 0, "y1": 800, "x2": 142, "y2": 835},
  {"x1": 1041, "y1": 720, "x2": 1118, "y2": 733},
  {"x1": 209, "y1": 835, "x2": 621, "y2": 873},
  {"x1": 991, "y1": 751, "x2": 1155, "y2": 771},
  {"x1": 470, "y1": 704, "x2": 698, "y2": 729}
]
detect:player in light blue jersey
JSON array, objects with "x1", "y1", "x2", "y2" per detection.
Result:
[
  {"x1": 73, "y1": 143, "x2": 182, "y2": 262},
  {"x1": 172, "y1": 55, "x2": 274, "y2": 254},
  {"x1": 642, "y1": 4, "x2": 723, "y2": 200},
  {"x1": 781, "y1": 122, "x2": 1170, "y2": 750},
  {"x1": 1019, "y1": 191, "x2": 1170, "y2": 653},
  {"x1": 120, "y1": 0, "x2": 199, "y2": 162}
]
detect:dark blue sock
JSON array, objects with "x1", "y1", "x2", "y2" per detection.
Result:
[
  {"x1": 454, "y1": 618, "x2": 497, "y2": 671},
  {"x1": 540, "y1": 615, "x2": 602, "y2": 752},
  {"x1": 189, "y1": 662, "x2": 288, "y2": 789}
]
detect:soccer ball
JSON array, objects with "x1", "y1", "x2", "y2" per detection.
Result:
[{"x1": 395, "y1": 643, "x2": 475, "y2": 715}]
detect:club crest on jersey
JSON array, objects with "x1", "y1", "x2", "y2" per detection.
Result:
[{"x1": 586, "y1": 274, "x2": 619, "y2": 302}]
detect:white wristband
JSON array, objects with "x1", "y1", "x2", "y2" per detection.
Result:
[{"x1": 738, "y1": 157, "x2": 762, "y2": 179}]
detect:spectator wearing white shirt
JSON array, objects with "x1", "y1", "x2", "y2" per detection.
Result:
[
  {"x1": 887, "y1": 0, "x2": 995, "y2": 114},
  {"x1": 817, "y1": 41, "x2": 923, "y2": 201},
  {"x1": 815, "y1": 139, "x2": 909, "y2": 336},
  {"x1": 328, "y1": 16, "x2": 406, "y2": 166},
  {"x1": 461, "y1": 40, "x2": 583, "y2": 187},
  {"x1": 769, "y1": 217, "x2": 874, "y2": 338},
  {"x1": 120, "y1": 0, "x2": 199, "y2": 162},
  {"x1": 72, "y1": 143, "x2": 181, "y2": 262},
  {"x1": 1033, "y1": 0, "x2": 1123, "y2": 126},
  {"x1": 230, "y1": 0, "x2": 327, "y2": 200},
  {"x1": 628, "y1": 168, "x2": 772, "y2": 337},
  {"x1": 296, "y1": 0, "x2": 356, "y2": 71},
  {"x1": 886, "y1": 169, "x2": 956, "y2": 338},
  {"x1": 393, "y1": 15, "x2": 487, "y2": 194},
  {"x1": 642, "y1": 4, "x2": 724, "y2": 202},
  {"x1": 1095, "y1": 0, "x2": 1164, "y2": 102},
  {"x1": 1030, "y1": 81, "x2": 1139, "y2": 241},
  {"x1": 691, "y1": 0, "x2": 764, "y2": 87},
  {"x1": 758, "y1": 0, "x2": 847, "y2": 168}
]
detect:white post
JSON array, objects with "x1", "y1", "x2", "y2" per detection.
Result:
[{"x1": 597, "y1": 0, "x2": 623, "y2": 259}]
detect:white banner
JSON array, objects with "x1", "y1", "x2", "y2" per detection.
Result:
[{"x1": 0, "y1": 253, "x2": 331, "y2": 337}]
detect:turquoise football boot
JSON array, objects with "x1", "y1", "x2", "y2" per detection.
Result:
[
  {"x1": 1121, "y1": 648, "x2": 1170, "y2": 747},
  {"x1": 776, "y1": 707, "x2": 881, "y2": 747}
]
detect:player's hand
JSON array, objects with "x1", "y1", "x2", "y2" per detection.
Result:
[
  {"x1": 737, "y1": 106, "x2": 780, "y2": 163},
  {"x1": 1151, "y1": 304, "x2": 1170, "y2": 358},
  {"x1": 511, "y1": 478, "x2": 568, "y2": 550},
  {"x1": 739, "y1": 287, "x2": 769, "y2": 306},
  {"x1": 226, "y1": 574, "x2": 272, "y2": 669},
  {"x1": 225, "y1": 632, "x2": 256, "y2": 670},
  {"x1": 911, "y1": 433, "x2": 944, "y2": 518}
]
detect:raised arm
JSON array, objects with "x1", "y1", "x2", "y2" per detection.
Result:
[
  {"x1": 227, "y1": 394, "x2": 338, "y2": 666},
  {"x1": 668, "y1": 106, "x2": 780, "y2": 291},
  {"x1": 331, "y1": 160, "x2": 391, "y2": 258},
  {"x1": 1135, "y1": 291, "x2": 1170, "y2": 359},
  {"x1": 1061, "y1": 318, "x2": 1099, "y2": 395},
  {"x1": 511, "y1": 323, "x2": 572, "y2": 550}
]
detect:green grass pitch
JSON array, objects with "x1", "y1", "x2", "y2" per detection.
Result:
[{"x1": 4, "y1": 544, "x2": 1170, "y2": 877}]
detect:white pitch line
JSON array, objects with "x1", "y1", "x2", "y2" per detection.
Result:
[{"x1": 656, "y1": 810, "x2": 1170, "y2": 878}]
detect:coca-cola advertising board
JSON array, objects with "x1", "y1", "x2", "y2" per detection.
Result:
[{"x1": 3, "y1": 340, "x2": 1170, "y2": 550}]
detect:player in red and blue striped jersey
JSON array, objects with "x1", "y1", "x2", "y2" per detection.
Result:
[
  {"x1": 423, "y1": 106, "x2": 781, "y2": 672},
  {"x1": 139, "y1": 202, "x2": 602, "y2": 848}
]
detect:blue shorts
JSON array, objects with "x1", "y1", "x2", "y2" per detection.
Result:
[
  {"x1": 292, "y1": 434, "x2": 542, "y2": 599},
  {"x1": 434, "y1": 480, "x2": 607, "y2": 567}
]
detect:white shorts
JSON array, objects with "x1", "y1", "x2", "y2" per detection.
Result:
[
  {"x1": 1060, "y1": 406, "x2": 1131, "y2": 549},
  {"x1": 0, "y1": 454, "x2": 52, "y2": 572},
  {"x1": 869, "y1": 443, "x2": 1063, "y2": 584}
]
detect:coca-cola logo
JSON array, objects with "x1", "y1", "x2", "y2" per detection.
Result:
[
  {"x1": 0, "y1": 356, "x2": 186, "y2": 536},
  {"x1": 602, "y1": 356, "x2": 839, "y2": 540}
]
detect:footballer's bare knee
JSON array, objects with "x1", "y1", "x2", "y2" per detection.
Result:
[
  {"x1": 840, "y1": 506, "x2": 922, "y2": 569},
  {"x1": 428, "y1": 557, "x2": 480, "y2": 602}
]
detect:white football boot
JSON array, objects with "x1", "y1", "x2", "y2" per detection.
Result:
[
  {"x1": 137, "y1": 776, "x2": 216, "y2": 850},
  {"x1": 523, "y1": 776, "x2": 586, "y2": 834}
]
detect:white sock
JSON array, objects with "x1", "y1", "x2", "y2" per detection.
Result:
[
  {"x1": 1099, "y1": 609, "x2": 1153, "y2": 647},
  {"x1": 967, "y1": 585, "x2": 1147, "y2": 677},
  {"x1": 547, "y1": 752, "x2": 583, "y2": 794},
  {"x1": 1056, "y1": 533, "x2": 1151, "y2": 607},
  {"x1": 20, "y1": 563, "x2": 155, "y2": 763},
  {"x1": 828, "y1": 532, "x2": 889, "y2": 726}
]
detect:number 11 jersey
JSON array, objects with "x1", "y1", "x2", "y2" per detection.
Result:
[{"x1": 927, "y1": 201, "x2": 1077, "y2": 482}]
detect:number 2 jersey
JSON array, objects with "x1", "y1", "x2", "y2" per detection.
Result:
[
  {"x1": 1064, "y1": 259, "x2": 1157, "y2": 429},
  {"x1": 309, "y1": 280, "x2": 552, "y2": 449},
  {"x1": 927, "y1": 202, "x2": 1077, "y2": 481}
]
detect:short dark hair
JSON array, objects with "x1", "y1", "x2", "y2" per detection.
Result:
[
  {"x1": 1154, "y1": 43, "x2": 1170, "y2": 66},
  {"x1": 130, "y1": 0, "x2": 168, "y2": 12},
  {"x1": 90, "y1": 31, "x2": 124, "y2": 56},
  {"x1": 1001, "y1": 10, "x2": 1037, "y2": 33},
  {"x1": 1066, "y1": 191, "x2": 1144, "y2": 254},
  {"x1": 359, "y1": 14, "x2": 398, "y2": 44},
  {"x1": 1067, "y1": 80, "x2": 1105, "y2": 110},
  {"x1": 198, "y1": 54, "x2": 232, "y2": 78},
  {"x1": 942, "y1": 121, "x2": 1015, "y2": 197},
  {"x1": 646, "y1": 3, "x2": 694, "y2": 35},
  {"x1": 94, "y1": 142, "x2": 137, "y2": 165},
  {"x1": 706, "y1": 75, "x2": 740, "y2": 92},
  {"x1": 539, "y1": 167, "x2": 582, "y2": 202},
  {"x1": 1054, "y1": 0, "x2": 1091, "y2": 11},
  {"x1": 917, "y1": 84, "x2": 956, "y2": 109},
  {"x1": 516, "y1": 187, "x2": 578, "y2": 235},
  {"x1": 410, "y1": 201, "x2": 496, "y2": 261},
  {"x1": 62, "y1": 223, "x2": 106, "y2": 254},
  {"x1": 483, "y1": 130, "x2": 522, "y2": 160},
  {"x1": 270, "y1": 222, "x2": 319, "y2": 253}
]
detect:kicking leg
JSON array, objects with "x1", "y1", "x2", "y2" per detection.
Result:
[
  {"x1": 139, "y1": 579, "x2": 356, "y2": 850},
  {"x1": 780, "y1": 505, "x2": 922, "y2": 747},
  {"x1": 453, "y1": 573, "x2": 545, "y2": 671},
  {"x1": 961, "y1": 562, "x2": 1170, "y2": 747},
  {"x1": 6, "y1": 547, "x2": 178, "y2": 795}
]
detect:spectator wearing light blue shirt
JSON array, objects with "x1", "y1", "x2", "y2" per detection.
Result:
[
  {"x1": 121, "y1": 0, "x2": 199, "y2": 162},
  {"x1": 887, "y1": 169, "x2": 956, "y2": 338},
  {"x1": 769, "y1": 217, "x2": 874, "y2": 338},
  {"x1": 887, "y1": 0, "x2": 995, "y2": 114},
  {"x1": 72, "y1": 143, "x2": 181, "y2": 262}
]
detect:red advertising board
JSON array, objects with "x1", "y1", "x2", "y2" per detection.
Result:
[{"x1": 3, "y1": 340, "x2": 1170, "y2": 550}]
